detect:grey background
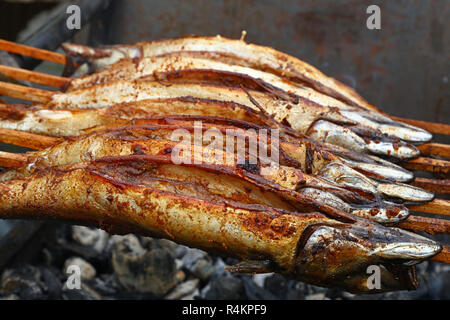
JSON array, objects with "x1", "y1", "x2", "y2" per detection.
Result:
[{"x1": 92, "y1": 0, "x2": 449, "y2": 125}]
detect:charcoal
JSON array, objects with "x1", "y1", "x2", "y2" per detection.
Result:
[
  {"x1": 175, "y1": 245, "x2": 189, "y2": 258},
  {"x1": 165, "y1": 279, "x2": 200, "y2": 300},
  {"x1": 181, "y1": 288, "x2": 200, "y2": 300},
  {"x1": 111, "y1": 234, "x2": 177, "y2": 296},
  {"x1": 53, "y1": 226, "x2": 110, "y2": 263},
  {"x1": 87, "y1": 274, "x2": 121, "y2": 297},
  {"x1": 189, "y1": 258, "x2": 215, "y2": 281},
  {"x1": 150, "y1": 239, "x2": 179, "y2": 259},
  {"x1": 0, "y1": 224, "x2": 447, "y2": 300},
  {"x1": 39, "y1": 266, "x2": 63, "y2": 299},
  {"x1": 62, "y1": 283, "x2": 102, "y2": 300},
  {"x1": 264, "y1": 274, "x2": 288, "y2": 298},
  {"x1": 241, "y1": 276, "x2": 278, "y2": 300},
  {"x1": 0, "y1": 265, "x2": 46, "y2": 299},
  {"x1": 305, "y1": 293, "x2": 327, "y2": 300},
  {"x1": 72, "y1": 226, "x2": 109, "y2": 252},
  {"x1": 210, "y1": 257, "x2": 228, "y2": 279},
  {"x1": 0, "y1": 294, "x2": 20, "y2": 300},
  {"x1": 204, "y1": 275, "x2": 246, "y2": 300},
  {"x1": 180, "y1": 248, "x2": 207, "y2": 268},
  {"x1": 285, "y1": 283, "x2": 307, "y2": 300}
]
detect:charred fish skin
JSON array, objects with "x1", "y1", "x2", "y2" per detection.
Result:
[
  {"x1": 0, "y1": 80, "x2": 421, "y2": 181},
  {"x1": 0, "y1": 101, "x2": 419, "y2": 189},
  {"x1": 0, "y1": 118, "x2": 430, "y2": 218},
  {"x1": 61, "y1": 38, "x2": 432, "y2": 145},
  {"x1": 62, "y1": 56, "x2": 429, "y2": 159},
  {"x1": 0, "y1": 162, "x2": 441, "y2": 293},
  {"x1": 12, "y1": 75, "x2": 427, "y2": 160},
  {"x1": 0, "y1": 121, "x2": 419, "y2": 224},
  {"x1": 59, "y1": 35, "x2": 385, "y2": 113},
  {"x1": 0, "y1": 135, "x2": 360, "y2": 223}
]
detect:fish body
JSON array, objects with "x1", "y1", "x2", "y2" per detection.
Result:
[{"x1": 0, "y1": 155, "x2": 441, "y2": 293}]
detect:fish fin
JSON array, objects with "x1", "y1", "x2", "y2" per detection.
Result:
[{"x1": 225, "y1": 260, "x2": 274, "y2": 274}]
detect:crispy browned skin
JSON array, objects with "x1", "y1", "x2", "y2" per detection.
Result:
[
  {"x1": 62, "y1": 35, "x2": 378, "y2": 112},
  {"x1": 0, "y1": 128, "x2": 356, "y2": 222},
  {"x1": 0, "y1": 157, "x2": 441, "y2": 293},
  {"x1": 0, "y1": 120, "x2": 414, "y2": 224},
  {"x1": 59, "y1": 40, "x2": 432, "y2": 159},
  {"x1": 0, "y1": 83, "x2": 415, "y2": 182}
]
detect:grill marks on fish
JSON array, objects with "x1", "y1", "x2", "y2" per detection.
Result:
[
  {"x1": 0, "y1": 155, "x2": 441, "y2": 290},
  {"x1": 61, "y1": 35, "x2": 375, "y2": 112},
  {"x1": 0, "y1": 120, "x2": 418, "y2": 224}
]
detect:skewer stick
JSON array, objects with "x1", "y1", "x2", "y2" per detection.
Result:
[
  {"x1": 402, "y1": 157, "x2": 450, "y2": 174},
  {"x1": 391, "y1": 116, "x2": 450, "y2": 135},
  {"x1": 0, "y1": 128, "x2": 61, "y2": 150},
  {"x1": 408, "y1": 199, "x2": 450, "y2": 216},
  {"x1": 398, "y1": 215, "x2": 450, "y2": 235},
  {"x1": 0, "y1": 151, "x2": 26, "y2": 167},
  {"x1": 412, "y1": 177, "x2": 450, "y2": 194},
  {"x1": 418, "y1": 143, "x2": 450, "y2": 158},
  {"x1": 0, "y1": 39, "x2": 67, "y2": 65},
  {"x1": 431, "y1": 245, "x2": 450, "y2": 263},
  {"x1": 0, "y1": 81, "x2": 53, "y2": 103},
  {"x1": 0, "y1": 65, "x2": 70, "y2": 88}
]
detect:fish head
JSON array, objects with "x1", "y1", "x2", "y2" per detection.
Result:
[{"x1": 292, "y1": 220, "x2": 441, "y2": 293}]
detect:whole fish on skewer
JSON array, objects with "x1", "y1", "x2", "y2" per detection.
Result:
[
  {"x1": 0, "y1": 79, "x2": 434, "y2": 206},
  {"x1": 0, "y1": 80, "x2": 422, "y2": 183},
  {"x1": 60, "y1": 39, "x2": 432, "y2": 160},
  {"x1": 0, "y1": 144, "x2": 442, "y2": 293},
  {"x1": 59, "y1": 35, "x2": 388, "y2": 113},
  {"x1": 0, "y1": 120, "x2": 433, "y2": 223}
]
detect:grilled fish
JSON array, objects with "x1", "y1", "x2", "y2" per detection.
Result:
[
  {"x1": 60, "y1": 35, "x2": 389, "y2": 113},
  {"x1": 1, "y1": 120, "x2": 433, "y2": 223},
  {"x1": 0, "y1": 154, "x2": 442, "y2": 293},
  {"x1": 0, "y1": 79, "x2": 426, "y2": 184},
  {"x1": 57, "y1": 54, "x2": 432, "y2": 159}
]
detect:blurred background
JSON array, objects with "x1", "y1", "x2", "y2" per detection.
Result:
[{"x1": 0, "y1": 0, "x2": 448, "y2": 300}]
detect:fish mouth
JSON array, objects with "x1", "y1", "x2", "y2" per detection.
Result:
[
  {"x1": 298, "y1": 187, "x2": 410, "y2": 224},
  {"x1": 377, "y1": 183, "x2": 435, "y2": 203},
  {"x1": 376, "y1": 242, "x2": 442, "y2": 260},
  {"x1": 374, "y1": 227, "x2": 442, "y2": 260}
]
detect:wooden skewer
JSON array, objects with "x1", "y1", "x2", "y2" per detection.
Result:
[
  {"x1": 0, "y1": 151, "x2": 26, "y2": 167},
  {"x1": 412, "y1": 177, "x2": 450, "y2": 194},
  {"x1": 391, "y1": 116, "x2": 450, "y2": 135},
  {"x1": 0, "y1": 39, "x2": 67, "y2": 65},
  {"x1": 398, "y1": 215, "x2": 450, "y2": 235},
  {"x1": 417, "y1": 143, "x2": 450, "y2": 158},
  {"x1": 0, "y1": 128, "x2": 61, "y2": 150},
  {"x1": 402, "y1": 157, "x2": 450, "y2": 174},
  {"x1": 0, "y1": 81, "x2": 53, "y2": 103},
  {"x1": 408, "y1": 199, "x2": 450, "y2": 216},
  {"x1": 431, "y1": 245, "x2": 450, "y2": 263},
  {"x1": 0, "y1": 65, "x2": 70, "y2": 88}
]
